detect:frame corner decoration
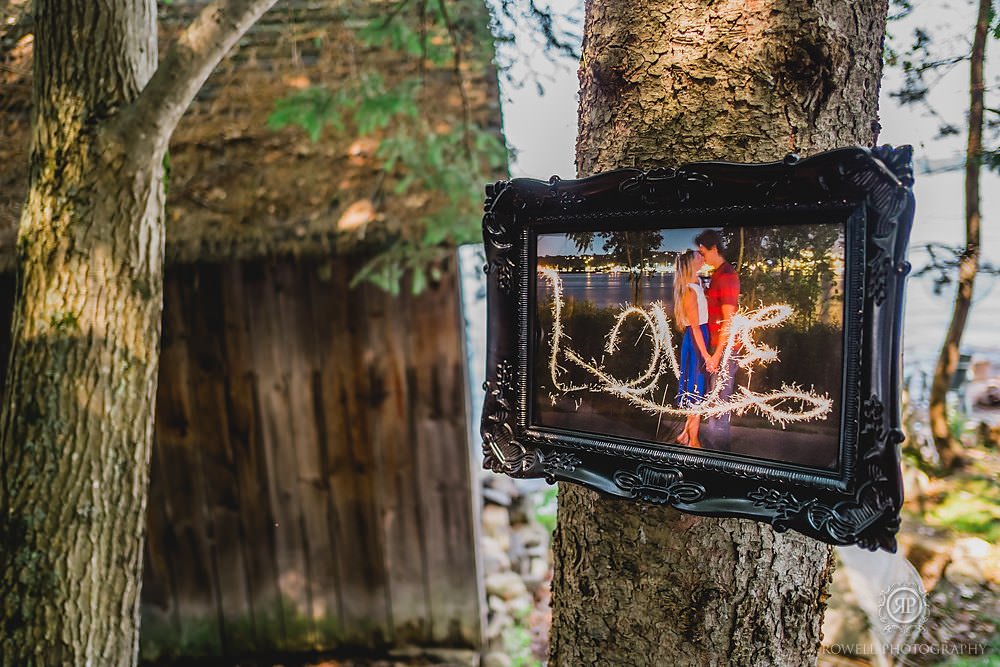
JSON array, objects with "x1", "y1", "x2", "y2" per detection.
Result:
[{"x1": 480, "y1": 146, "x2": 914, "y2": 551}]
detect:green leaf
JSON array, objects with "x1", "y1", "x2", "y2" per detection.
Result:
[
  {"x1": 267, "y1": 87, "x2": 343, "y2": 142},
  {"x1": 393, "y1": 173, "x2": 418, "y2": 194},
  {"x1": 358, "y1": 18, "x2": 424, "y2": 58},
  {"x1": 410, "y1": 267, "x2": 427, "y2": 295}
]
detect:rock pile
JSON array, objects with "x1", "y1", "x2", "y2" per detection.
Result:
[{"x1": 479, "y1": 472, "x2": 554, "y2": 666}]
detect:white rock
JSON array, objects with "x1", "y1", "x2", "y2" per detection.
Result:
[
  {"x1": 485, "y1": 472, "x2": 520, "y2": 497},
  {"x1": 482, "y1": 504, "x2": 511, "y2": 548},
  {"x1": 515, "y1": 523, "x2": 548, "y2": 549},
  {"x1": 486, "y1": 571, "x2": 530, "y2": 601},
  {"x1": 482, "y1": 486, "x2": 514, "y2": 507},
  {"x1": 484, "y1": 613, "x2": 512, "y2": 641},
  {"x1": 506, "y1": 594, "x2": 534, "y2": 618},
  {"x1": 481, "y1": 535, "x2": 512, "y2": 575},
  {"x1": 482, "y1": 650, "x2": 514, "y2": 667},
  {"x1": 529, "y1": 555, "x2": 551, "y2": 582},
  {"x1": 945, "y1": 537, "x2": 997, "y2": 586},
  {"x1": 488, "y1": 593, "x2": 507, "y2": 614}
]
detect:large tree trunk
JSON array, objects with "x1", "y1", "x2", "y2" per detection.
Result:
[
  {"x1": 550, "y1": 2, "x2": 889, "y2": 665},
  {"x1": 927, "y1": 0, "x2": 988, "y2": 471},
  {"x1": 0, "y1": 1, "x2": 274, "y2": 664},
  {"x1": 0, "y1": 4, "x2": 163, "y2": 663}
]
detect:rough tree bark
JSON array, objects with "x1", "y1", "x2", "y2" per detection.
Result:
[
  {"x1": 549, "y1": 1, "x2": 889, "y2": 665},
  {"x1": 0, "y1": 1, "x2": 275, "y2": 664},
  {"x1": 927, "y1": 0, "x2": 988, "y2": 471}
]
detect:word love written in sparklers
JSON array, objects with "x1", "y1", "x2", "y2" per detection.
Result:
[{"x1": 539, "y1": 268, "x2": 833, "y2": 426}]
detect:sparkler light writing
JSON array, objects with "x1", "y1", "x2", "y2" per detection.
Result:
[{"x1": 539, "y1": 268, "x2": 833, "y2": 426}]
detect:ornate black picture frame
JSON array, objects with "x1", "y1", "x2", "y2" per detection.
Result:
[{"x1": 480, "y1": 146, "x2": 914, "y2": 552}]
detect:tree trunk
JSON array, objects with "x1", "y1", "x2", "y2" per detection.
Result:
[
  {"x1": 550, "y1": 1, "x2": 888, "y2": 665},
  {"x1": 927, "y1": 0, "x2": 987, "y2": 471},
  {"x1": 0, "y1": 4, "x2": 162, "y2": 664},
  {"x1": 0, "y1": 1, "x2": 274, "y2": 664}
]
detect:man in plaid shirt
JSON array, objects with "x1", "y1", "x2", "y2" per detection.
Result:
[{"x1": 695, "y1": 229, "x2": 740, "y2": 451}]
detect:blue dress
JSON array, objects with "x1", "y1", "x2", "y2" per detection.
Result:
[
  {"x1": 676, "y1": 281, "x2": 709, "y2": 408},
  {"x1": 677, "y1": 323, "x2": 709, "y2": 408}
]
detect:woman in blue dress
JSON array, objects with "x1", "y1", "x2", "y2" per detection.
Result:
[{"x1": 673, "y1": 250, "x2": 711, "y2": 448}]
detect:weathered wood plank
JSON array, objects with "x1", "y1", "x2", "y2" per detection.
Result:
[
  {"x1": 358, "y1": 280, "x2": 433, "y2": 645},
  {"x1": 147, "y1": 274, "x2": 224, "y2": 656},
  {"x1": 241, "y1": 261, "x2": 315, "y2": 644},
  {"x1": 185, "y1": 264, "x2": 255, "y2": 653},
  {"x1": 402, "y1": 266, "x2": 483, "y2": 647},
  {"x1": 273, "y1": 261, "x2": 343, "y2": 646},
  {"x1": 219, "y1": 261, "x2": 285, "y2": 650},
  {"x1": 140, "y1": 431, "x2": 183, "y2": 661},
  {"x1": 310, "y1": 258, "x2": 392, "y2": 646}
]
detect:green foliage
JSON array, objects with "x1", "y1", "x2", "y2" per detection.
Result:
[
  {"x1": 950, "y1": 407, "x2": 969, "y2": 442},
  {"x1": 357, "y1": 10, "x2": 454, "y2": 65},
  {"x1": 267, "y1": 87, "x2": 339, "y2": 141},
  {"x1": 139, "y1": 595, "x2": 352, "y2": 661},
  {"x1": 927, "y1": 478, "x2": 1000, "y2": 541},
  {"x1": 502, "y1": 621, "x2": 540, "y2": 667},
  {"x1": 268, "y1": 74, "x2": 422, "y2": 141},
  {"x1": 942, "y1": 635, "x2": 1000, "y2": 666},
  {"x1": 349, "y1": 241, "x2": 447, "y2": 296},
  {"x1": 534, "y1": 485, "x2": 558, "y2": 535},
  {"x1": 267, "y1": 10, "x2": 508, "y2": 295},
  {"x1": 723, "y1": 224, "x2": 843, "y2": 330}
]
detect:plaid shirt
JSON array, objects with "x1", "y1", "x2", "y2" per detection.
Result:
[{"x1": 706, "y1": 261, "x2": 740, "y2": 350}]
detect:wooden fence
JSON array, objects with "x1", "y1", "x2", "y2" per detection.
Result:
[{"x1": 0, "y1": 256, "x2": 484, "y2": 660}]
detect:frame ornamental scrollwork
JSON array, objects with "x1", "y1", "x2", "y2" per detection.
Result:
[{"x1": 480, "y1": 146, "x2": 914, "y2": 551}]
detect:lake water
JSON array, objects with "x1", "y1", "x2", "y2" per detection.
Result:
[{"x1": 536, "y1": 272, "x2": 677, "y2": 310}]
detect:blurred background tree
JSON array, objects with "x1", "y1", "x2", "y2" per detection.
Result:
[{"x1": 888, "y1": 0, "x2": 995, "y2": 470}]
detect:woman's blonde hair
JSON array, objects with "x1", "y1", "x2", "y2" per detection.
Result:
[{"x1": 673, "y1": 250, "x2": 698, "y2": 329}]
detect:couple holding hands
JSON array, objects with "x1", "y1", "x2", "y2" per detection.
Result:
[{"x1": 672, "y1": 229, "x2": 739, "y2": 450}]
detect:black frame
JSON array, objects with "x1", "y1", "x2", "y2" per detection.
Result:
[{"x1": 480, "y1": 146, "x2": 915, "y2": 552}]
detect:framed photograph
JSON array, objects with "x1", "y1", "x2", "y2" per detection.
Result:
[{"x1": 480, "y1": 146, "x2": 914, "y2": 551}]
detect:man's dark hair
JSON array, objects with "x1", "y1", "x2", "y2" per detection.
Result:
[{"x1": 694, "y1": 228, "x2": 724, "y2": 251}]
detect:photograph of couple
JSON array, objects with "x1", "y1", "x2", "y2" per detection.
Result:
[{"x1": 532, "y1": 223, "x2": 846, "y2": 470}]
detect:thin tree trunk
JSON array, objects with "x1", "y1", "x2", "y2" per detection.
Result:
[
  {"x1": 0, "y1": 1, "x2": 274, "y2": 664},
  {"x1": 927, "y1": 0, "x2": 987, "y2": 471},
  {"x1": 550, "y1": 1, "x2": 888, "y2": 665}
]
